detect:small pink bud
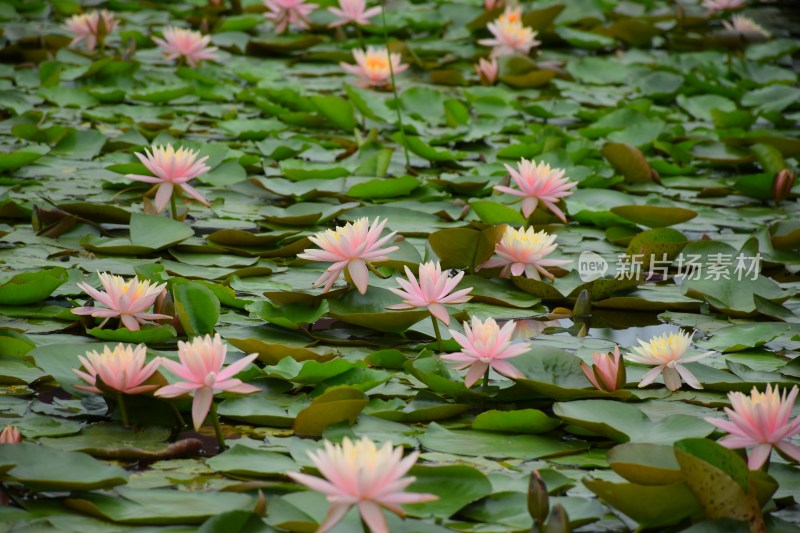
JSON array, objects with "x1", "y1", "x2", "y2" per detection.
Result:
[
  {"x1": 0, "y1": 426, "x2": 22, "y2": 444},
  {"x1": 773, "y1": 169, "x2": 795, "y2": 204}
]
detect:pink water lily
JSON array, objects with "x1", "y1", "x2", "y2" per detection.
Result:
[
  {"x1": 126, "y1": 144, "x2": 211, "y2": 213},
  {"x1": 441, "y1": 317, "x2": 530, "y2": 387},
  {"x1": 155, "y1": 334, "x2": 260, "y2": 431},
  {"x1": 0, "y1": 426, "x2": 21, "y2": 444},
  {"x1": 475, "y1": 57, "x2": 499, "y2": 85},
  {"x1": 706, "y1": 385, "x2": 800, "y2": 470},
  {"x1": 478, "y1": 7, "x2": 540, "y2": 57},
  {"x1": 494, "y1": 159, "x2": 577, "y2": 222},
  {"x1": 153, "y1": 27, "x2": 219, "y2": 67},
  {"x1": 264, "y1": 0, "x2": 316, "y2": 34},
  {"x1": 297, "y1": 217, "x2": 399, "y2": 294},
  {"x1": 388, "y1": 261, "x2": 473, "y2": 326},
  {"x1": 72, "y1": 272, "x2": 170, "y2": 331},
  {"x1": 64, "y1": 10, "x2": 117, "y2": 52},
  {"x1": 74, "y1": 343, "x2": 160, "y2": 395},
  {"x1": 341, "y1": 47, "x2": 409, "y2": 88},
  {"x1": 288, "y1": 437, "x2": 437, "y2": 533},
  {"x1": 722, "y1": 15, "x2": 770, "y2": 38},
  {"x1": 478, "y1": 226, "x2": 570, "y2": 280},
  {"x1": 627, "y1": 331, "x2": 715, "y2": 391},
  {"x1": 580, "y1": 345, "x2": 626, "y2": 392},
  {"x1": 328, "y1": 0, "x2": 382, "y2": 27}
]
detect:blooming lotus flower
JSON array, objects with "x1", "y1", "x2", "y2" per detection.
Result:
[
  {"x1": 72, "y1": 272, "x2": 170, "y2": 331},
  {"x1": 73, "y1": 343, "x2": 160, "y2": 395},
  {"x1": 387, "y1": 261, "x2": 473, "y2": 326},
  {"x1": 441, "y1": 317, "x2": 530, "y2": 387},
  {"x1": 328, "y1": 0, "x2": 382, "y2": 27},
  {"x1": 264, "y1": 0, "x2": 316, "y2": 34},
  {"x1": 627, "y1": 331, "x2": 714, "y2": 391},
  {"x1": 475, "y1": 57, "x2": 499, "y2": 85},
  {"x1": 297, "y1": 217, "x2": 398, "y2": 294},
  {"x1": 722, "y1": 15, "x2": 770, "y2": 38},
  {"x1": 703, "y1": 0, "x2": 745, "y2": 14},
  {"x1": 153, "y1": 27, "x2": 219, "y2": 68},
  {"x1": 478, "y1": 226, "x2": 570, "y2": 280},
  {"x1": 0, "y1": 426, "x2": 21, "y2": 444},
  {"x1": 705, "y1": 385, "x2": 800, "y2": 470},
  {"x1": 126, "y1": 144, "x2": 211, "y2": 213},
  {"x1": 64, "y1": 10, "x2": 117, "y2": 52},
  {"x1": 484, "y1": 0, "x2": 505, "y2": 10},
  {"x1": 479, "y1": 7, "x2": 540, "y2": 57},
  {"x1": 155, "y1": 334, "x2": 260, "y2": 431},
  {"x1": 580, "y1": 346, "x2": 626, "y2": 392},
  {"x1": 340, "y1": 47, "x2": 409, "y2": 88},
  {"x1": 494, "y1": 159, "x2": 577, "y2": 222},
  {"x1": 288, "y1": 437, "x2": 437, "y2": 533}
]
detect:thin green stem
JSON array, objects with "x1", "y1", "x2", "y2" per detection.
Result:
[
  {"x1": 170, "y1": 193, "x2": 179, "y2": 221},
  {"x1": 355, "y1": 24, "x2": 365, "y2": 49},
  {"x1": 170, "y1": 402, "x2": 186, "y2": 428},
  {"x1": 209, "y1": 401, "x2": 226, "y2": 451},
  {"x1": 117, "y1": 392, "x2": 130, "y2": 426},
  {"x1": 479, "y1": 366, "x2": 491, "y2": 411},
  {"x1": 430, "y1": 314, "x2": 444, "y2": 353},
  {"x1": 380, "y1": 0, "x2": 410, "y2": 168}
]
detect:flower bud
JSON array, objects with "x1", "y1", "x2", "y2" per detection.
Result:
[
  {"x1": 528, "y1": 470, "x2": 549, "y2": 528},
  {"x1": 544, "y1": 503, "x2": 570, "y2": 533},
  {"x1": 773, "y1": 169, "x2": 795, "y2": 204}
]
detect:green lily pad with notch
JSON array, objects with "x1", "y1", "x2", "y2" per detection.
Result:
[
  {"x1": 611, "y1": 206, "x2": 697, "y2": 228},
  {"x1": 429, "y1": 225, "x2": 506, "y2": 271},
  {"x1": 0, "y1": 328, "x2": 34, "y2": 357},
  {"x1": 37, "y1": 423, "x2": 190, "y2": 460},
  {"x1": 0, "y1": 443, "x2": 128, "y2": 491},
  {"x1": 391, "y1": 133, "x2": 468, "y2": 162},
  {"x1": 63, "y1": 487, "x2": 252, "y2": 525},
  {"x1": 583, "y1": 479, "x2": 701, "y2": 528},
  {"x1": 328, "y1": 287, "x2": 430, "y2": 334},
  {"x1": 207, "y1": 444, "x2": 297, "y2": 477},
  {"x1": 369, "y1": 391, "x2": 470, "y2": 423},
  {"x1": 217, "y1": 390, "x2": 297, "y2": 428},
  {"x1": 87, "y1": 325, "x2": 177, "y2": 344},
  {"x1": 0, "y1": 267, "x2": 68, "y2": 305},
  {"x1": 223, "y1": 325, "x2": 339, "y2": 365},
  {"x1": 247, "y1": 299, "x2": 328, "y2": 330},
  {"x1": 607, "y1": 442, "x2": 683, "y2": 486},
  {"x1": 472, "y1": 408, "x2": 560, "y2": 434},
  {"x1": 469, "y1": 200, "x2": 525, "y2": 225},
  {"x1": 347, "y1": 176, "x2": 420, "y2": 199},
  {"x1": 460, "y1": 275, "x2": 541, "y2": 308},
  {"x1": 293, "y1": 386, "x2": 368, "y2": 437},
  {"x1": 405, "y1": 464, "x2": 492, "y2": 519},
  {"x1": 172, "y1": 280, "x2": 219, "y2": 336},
  {"x1": 129, "y1": 213, "x2": 194, "y2": 251},
  {"x1": 419, "y1": 422, "x2": 588, "y2": 459},
  {"x1": 0, "y1": 145, "x2": 49, "y2": 171},
  {"x1": 553, "y1": 400, "x2": 714, "y2": 443}
]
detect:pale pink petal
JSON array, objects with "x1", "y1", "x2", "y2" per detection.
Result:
[{"x1": 191, "y1": 387, "x2": 214, "y2": 431}]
